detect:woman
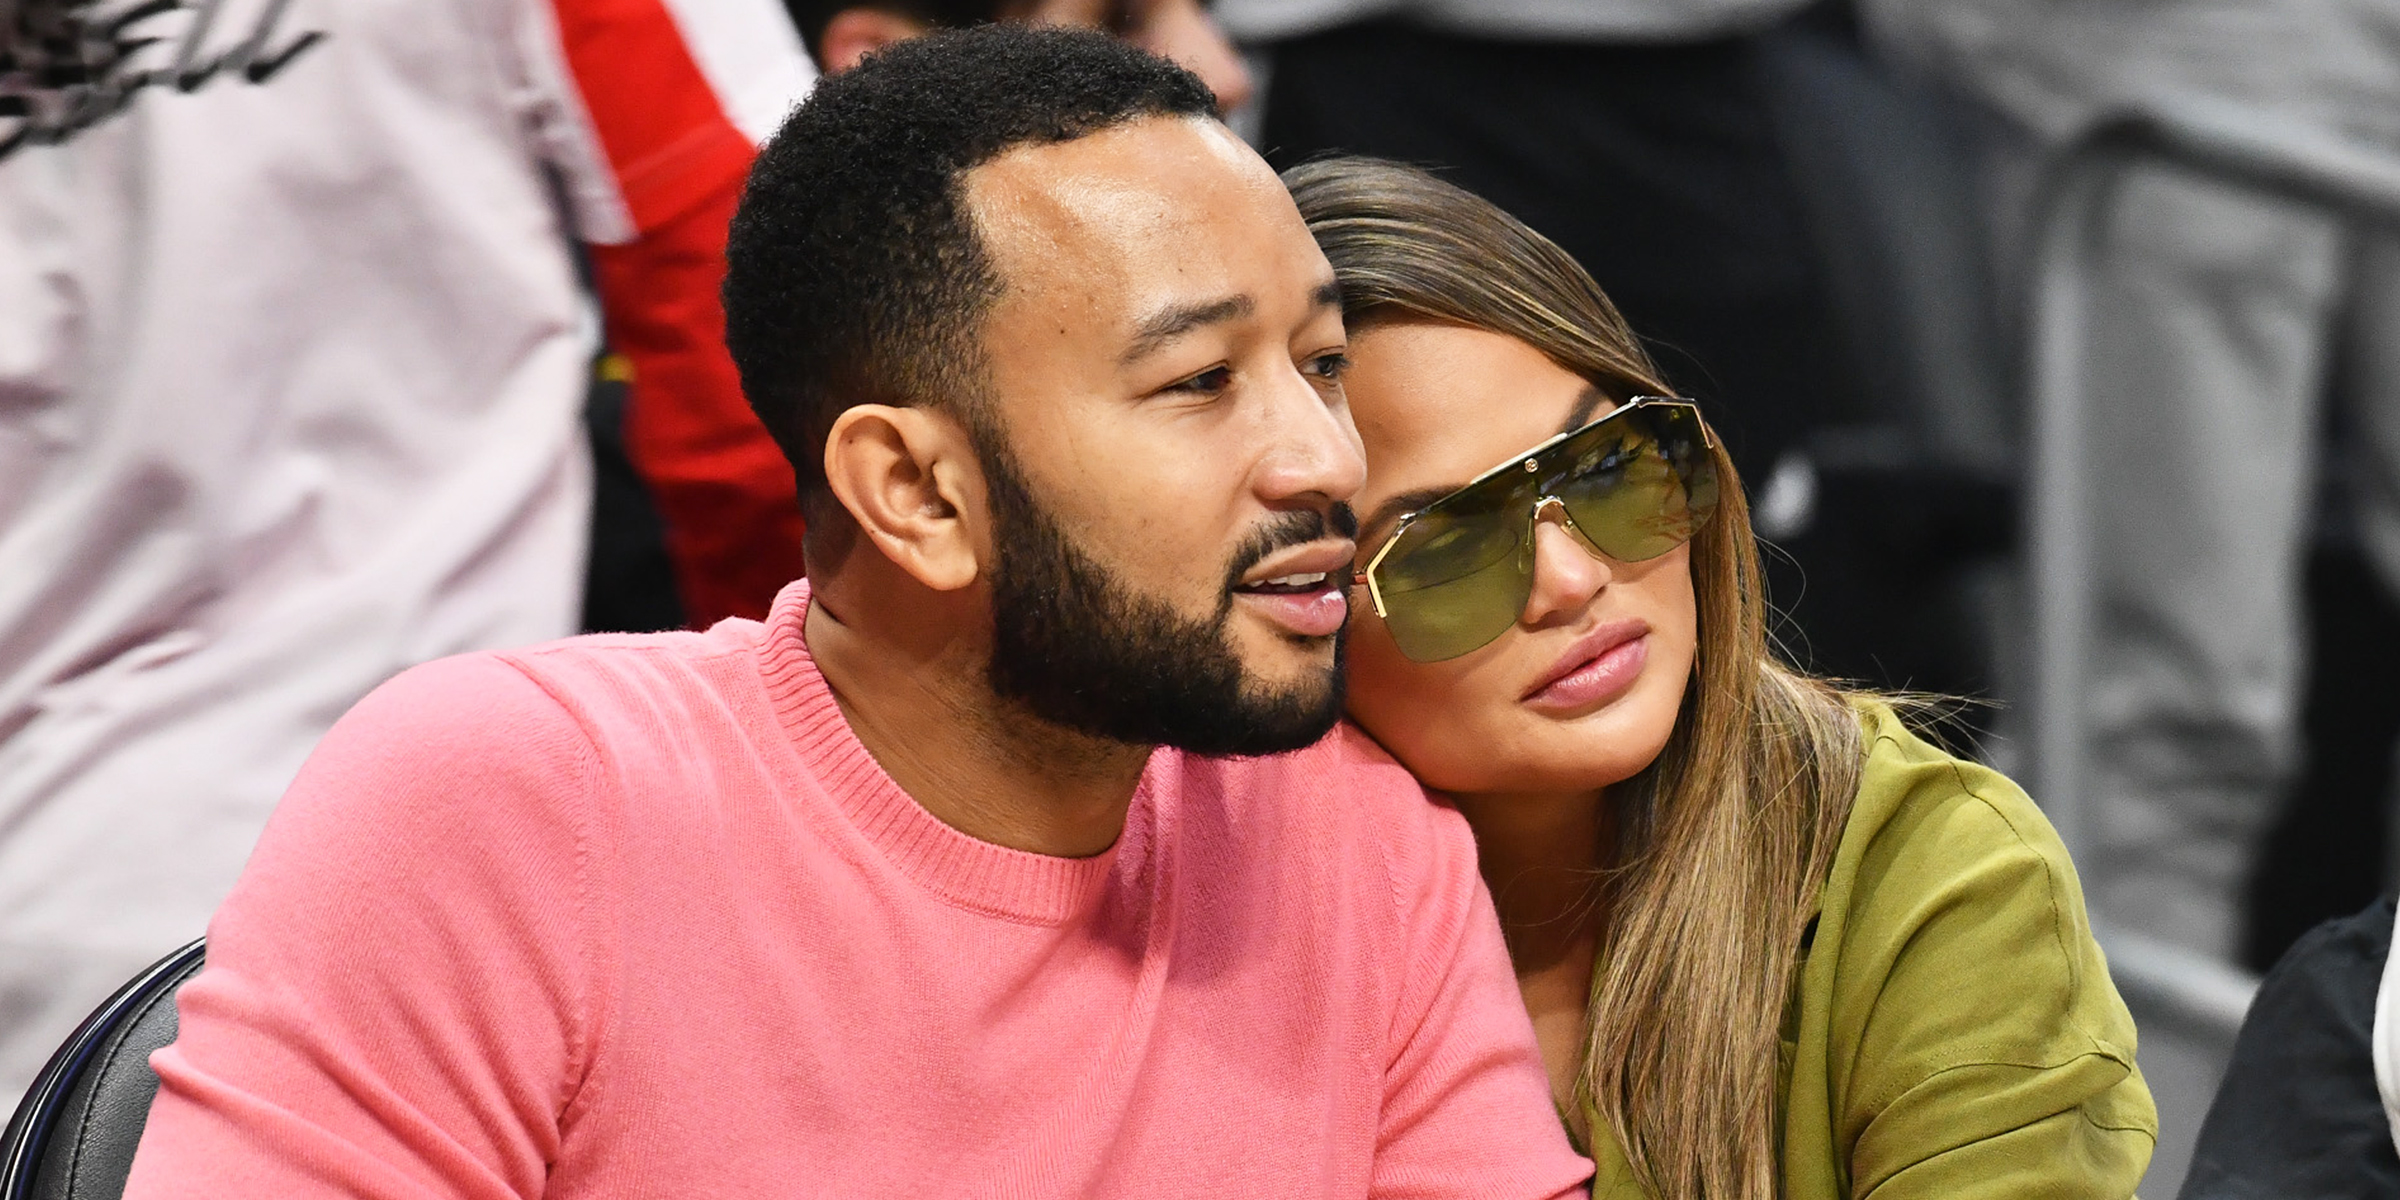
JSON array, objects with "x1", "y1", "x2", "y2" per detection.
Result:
[{"x1": 1289, "y1": 157, "x2": 2157, "y2": 1199}]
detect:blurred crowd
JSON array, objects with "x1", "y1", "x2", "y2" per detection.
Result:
[{"x1": 6, "y1": 0, "x2": 2400, "y2": 1188}]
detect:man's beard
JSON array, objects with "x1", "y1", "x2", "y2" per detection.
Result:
[{"x1": 978, "y1": 428, "x2": 1352, "y2": 758}]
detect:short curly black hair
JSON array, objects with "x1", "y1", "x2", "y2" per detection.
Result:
[{"x1": 723, "y1": 23, "x2": 1216, "y2": 511}]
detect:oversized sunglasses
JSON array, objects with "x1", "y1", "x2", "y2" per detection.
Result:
[{"x1": 1351, "y1": 398, "x2": 1720, "y2": 662}]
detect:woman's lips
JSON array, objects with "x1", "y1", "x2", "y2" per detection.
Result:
[{"x1": 1523, "y1": 621, "x2": 1650, "y2": 711}]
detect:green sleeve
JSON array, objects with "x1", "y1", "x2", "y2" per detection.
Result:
[
  {"x1": 1858, "y1": 1099, "x2": 2160, "y2": 1199},
  {"x1": 1782, "y1": 709, "x2": 2158, "y2": 1200}
]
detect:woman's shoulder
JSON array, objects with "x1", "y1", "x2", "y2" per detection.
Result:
[
  {"x1": 1778, "y1": 699, "x2": 2154, "y2": 1196},
  {"x1": 1799, "y1": 699, "x2": 2149, "y2": 1128},
  {"x1": 1835, "y1": 698, "x2": 2073, "y2": 903},
  {"x1": 1819, "y1": 696, "x2": 2092, "y2": 955}
]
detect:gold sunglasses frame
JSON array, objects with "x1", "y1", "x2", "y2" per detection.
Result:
[{"x1": 1349, "y1": 396, "x2": 1715, "y2": 621}]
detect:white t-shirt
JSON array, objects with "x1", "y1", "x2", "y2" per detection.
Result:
[{"x1": 0, "y1": 0, "x2": 811, "y2": 1096}]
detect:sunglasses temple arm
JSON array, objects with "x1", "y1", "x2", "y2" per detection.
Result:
[{"x1": 1349, "y1": 570, "x2": 1392, "y2": 619}]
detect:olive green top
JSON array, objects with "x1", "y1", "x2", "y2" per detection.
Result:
[{"x1": 1583, "y1": 701, "x2": 2158, "y2": 1199}]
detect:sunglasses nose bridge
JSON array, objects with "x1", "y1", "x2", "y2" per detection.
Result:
[
  {"x1": 1522, "y1": 495, "x2": 1560, "y2": 573},
  {"x1": 1529, "y1": 494, "x2": 1611, "y2": 563}
]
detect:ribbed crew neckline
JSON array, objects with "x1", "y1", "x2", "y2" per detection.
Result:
[{"x1": 754, "y1": 581, "x2": 1129, "y2": 925}]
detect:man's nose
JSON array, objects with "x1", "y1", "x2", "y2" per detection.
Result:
[
  {"x1": 1253, "y1": 365, "x2": 1366, "y2": 508},
  {"x1": 1521, "y1": 505, "x2": 1612, "y2": 626}
]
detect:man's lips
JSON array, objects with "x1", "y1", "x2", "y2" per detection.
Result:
[
  {"x1": 1233, "y1": 538, "x2": 1357, "y2": 592},
  {"x1": 1231, "y1": 538, "x2": 1355, "y2": 639},
  {"x1": 1522, "y1": 619, "x2": 1651, "y2": 709}
]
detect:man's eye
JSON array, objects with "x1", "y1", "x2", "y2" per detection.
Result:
[
  {"x1": 1167, "y1": 366, "x2": 1234, "y2": 394},
  {"x1": 1304, "y1": 352, "x2": 1351, "y2": 380}
]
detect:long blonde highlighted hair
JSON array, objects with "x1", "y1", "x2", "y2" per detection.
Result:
[{"x1": 1288, "y1": 156, "x2": 1869, "y2": 1200}]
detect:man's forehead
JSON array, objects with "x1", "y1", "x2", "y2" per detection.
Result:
[{"x1": 964, "y1": 116, "x2": 1298, "y2": 300}]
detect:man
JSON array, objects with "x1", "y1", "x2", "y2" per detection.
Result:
[
  {"x1": 121, "y1": 28, "x2": 1592, "y2": 1199},
  {"x1": 2182, "y1": 897, "x2": 2400, "y2": 1196},
  {"x1": 632, "y1": 0, "x2": 1254, "y2": 629},
  {"x1": 0, "y1": 0, "x2": 811, "y2": 1100}
]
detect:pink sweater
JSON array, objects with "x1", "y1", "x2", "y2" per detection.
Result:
[{"x1": 124, "y1": 583, "x2": 1591, "y2": 1199}]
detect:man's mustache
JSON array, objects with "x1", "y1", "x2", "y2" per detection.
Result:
[{"x1": 1221, "y1": 503, "x2": 1360, "y2": 593}]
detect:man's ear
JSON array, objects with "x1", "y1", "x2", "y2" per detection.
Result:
[
  {"x1": 818, "y1": 8, "x2": 929, "y2": 74},
  {"x1": 821, "y1": 404, "x2": 984, "y2": 592}
]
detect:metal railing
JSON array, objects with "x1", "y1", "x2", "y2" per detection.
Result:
[{"x1": 2029, "y1": 100, "x2": 2400, "y2": 1036}]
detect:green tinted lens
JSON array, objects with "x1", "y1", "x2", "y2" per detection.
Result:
[
  {"x1": 1371, "y1": 491, "x2": 1533, "y2": 662},
  {"x1": 1365, "y1": 402, "x2": 1717, "y2": 662},
  {"x1": 1556, "y1": 406, "x2": 1718, "y2": 562}
]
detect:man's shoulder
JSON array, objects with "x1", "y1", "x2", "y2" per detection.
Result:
[
  {"x1": 498, "y1": 620, "x2": 759, "y2": 678},
  {"x1": 277, "y1": 621, "x2": 784, "y2": 878},
  {"x1": 468, "y1": 621, "x2": 764, "y2": 720},
  {"x1": 338, "y1": 622, "x2": 766, "y2": 766}
]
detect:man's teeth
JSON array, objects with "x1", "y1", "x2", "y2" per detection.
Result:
[{"x1": 1245, "y1": 571, "x2": 1329, "y2": 591}]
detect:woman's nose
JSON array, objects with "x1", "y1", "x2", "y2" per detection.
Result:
[{"x1": 1520, "y1": 504, "x2": 1613, "y2": 627}]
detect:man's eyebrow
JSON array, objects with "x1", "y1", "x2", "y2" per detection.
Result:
[
  {"x1": 1121, "y1": 295, "x2": 1254, "y2": 365},
  {"x1": 1117, "y1": 281, "x2": 1342, "y2": 368},
  {"x1": 1363, "y1": 487, "x2": 1458, "y2": 546},
  {"x1": 1559, "y1": 384, "x2": 1608, "y2": 435}
]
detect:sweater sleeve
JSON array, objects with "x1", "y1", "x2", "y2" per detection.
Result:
[
  {"x1": 122, "y1": 654, "x2": 607, "y2": 1200},
  {"x1": 1361, "y1": 747, "x2": 1594, "y2": 1200},
  {"x1": 1823, "y1": 732, "x2": 2156, "y2": 1200}
]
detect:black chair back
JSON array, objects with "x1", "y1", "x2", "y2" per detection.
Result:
[{"x1": 0, "y1": 941, "x2": 205, "y2": 1200}]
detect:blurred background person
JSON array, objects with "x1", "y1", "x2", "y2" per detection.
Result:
[
  {"x1": 790, "y1": 0, "x2": 1251, "y2": 103},
  {"x1": 0, "y1": 0, "x2": 812, "y2": 1101},
  {"x1": 1861, "y1": 0, "x2": 2400, "y2": 968},
  {"x1": 2180, "y1": 897, "x2": 2400, "y2": 1197}
]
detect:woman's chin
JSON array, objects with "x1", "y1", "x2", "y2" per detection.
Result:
[
  {"x1": 1522, "y1": 669, "x2": 1682, "y2": 759},
  {"x1": 1387, "y1": 707, "x2": 1678, "y2": 798},
  {"x1": 1343, "y1": 621, "x2": 1694, "y2": 800}
]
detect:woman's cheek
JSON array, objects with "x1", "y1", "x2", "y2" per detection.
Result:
[{"x1": 1343, "y1": 629, "x2": 1516, "y2": 794}]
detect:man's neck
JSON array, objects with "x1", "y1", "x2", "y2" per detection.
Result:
[{"x1": 805, "y1": 591, "x2": 1151, "y2": 859}]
